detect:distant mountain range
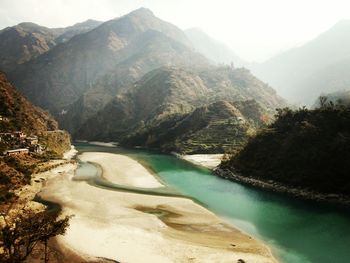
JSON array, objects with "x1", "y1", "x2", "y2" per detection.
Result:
[
  {"x1": 251, "y1": 20, "x2": 350, "y2": 105},
  {"x1": 0, "y1": 20, "x2": 101, "y2": 72},
  {"x1": 1, "y1": 8, "x2": 286, "y2": 153}
]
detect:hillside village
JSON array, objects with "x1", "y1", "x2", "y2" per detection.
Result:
[
  {"x1": 0, "y1": 131, "x2": 43, "y2": 155},
  {"x1": 0, "y1": 113, "x2": 54, "y2": 156}
]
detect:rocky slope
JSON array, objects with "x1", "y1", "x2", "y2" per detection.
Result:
[
  {"x1": 0, "y1": 72, "x2": 71, "y2": 156},
  {"x1": 10, "y1": 8, "x2": 206, "y2": 118},
  {"x1": 59, "y1": 29, "x2": 208, "y2": 132},
  {"x1": 0, "y1": 72, "x2": 71, "y2": 204},
  {"x1": 76, "y1": 66, "x2": 284, "y2": 148},
  {"x1": 0, "y1": 23, "x2": 58, "y2": 72},
  {"x1": 0, "y1": 72, "x2": 58, "y2": 134},
  {"x1": 251, "y1": 20, "x2": 350, "y2": 105},
  {"x1": 0, "y1": 20, "x2": 102, "y2": 74},
  {"x1": 53, "y1": 19, "x2": 102, "y2": 44},
  {"x1": 124, "y1": 100, "x2": 265, "y2": 153}
]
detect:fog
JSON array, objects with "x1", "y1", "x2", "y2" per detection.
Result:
[{"x1": 1, "y1": 0, "x2": 350, "y2": 62}]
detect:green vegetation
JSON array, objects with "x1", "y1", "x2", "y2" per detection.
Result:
[
  {"x1": 77, "y1": 66, "x2": 283, "y2": 144},
  {"x1": 123, "y1": 100, "x2": 265, "y2": 154},
  {"x1": 222, "y1": 98, "x2": 350, "y2": 195}
]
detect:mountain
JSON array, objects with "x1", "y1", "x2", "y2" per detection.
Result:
[
  {"x1": 251, "y1": 20, "x2": 350, "y2": 105},
  {"x1": 0, "y1": 20, "x2": 103, "y2": 74},
  {"x1": 123, "y1": 100, "x2": 265, "y2": 153},
  {"x1": 0, "y1": 72, "x2": 71, "y2": 205},
  {"x1": 0, "y1": 72, "x2": 58, "y2": 134},
  {"x1": 59, "y1": 29, "x2": 208, "y2": 132},
  {"x1": 76, "y1": 66, "x2": 285, "y2": 148},
  {"x1": 9, "y1": 8, "x2": 207, "y2": 121},
  {"x1": 0, "y1": 23, "x2": 58, "y2": 72},
  {"x1": 75, "y1": 67, "x2": 208, "y2": 140},
  {"x1": 5, "y1": 8, "x2": 286, "y2": 153},
  {"x1": 53, "y1": 19, "x2": 102, "y2": 44},
  {"x1": 185, "y1": 28, "x2": 245, "y2": 66},
  {"x1": 0, "y1": 72, "x2": 72, "y2": 159},
  {"x1": 221, "y1": 104, "x2": 350, "y2": 198}
]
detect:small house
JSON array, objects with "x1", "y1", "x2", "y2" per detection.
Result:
[
  {"x1": 26, "y1": 136, "x2": 39, "y2": 145},
  {"x1": 3, "y1": 148, "x2": 29, "y2": 156},
  {"x1": 29, "y1": 144, "x2": 43, "y2": 154},
  {"x1": 14, "y1": 131, "x2": 26, "y2": 139}
]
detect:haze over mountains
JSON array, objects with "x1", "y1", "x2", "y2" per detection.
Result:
[
  {"x1": 0, "y1": 7, "x2": 286, "y2": 152},
  {"x1": 185, "y1": 28, "x2": 246, "y2": 67},
  {"x1": 251, "y1": 20, "x2": 350, "y2": 105}
]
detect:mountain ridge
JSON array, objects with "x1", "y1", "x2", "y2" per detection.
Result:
[{"x1": 251, "y1": 20, "x2": 350, "y2": 105}]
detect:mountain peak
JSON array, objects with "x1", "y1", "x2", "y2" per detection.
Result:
[
  {"x1": 15, "y1": 22, "x2": 49, "y2": 32},
  {"x1": 128, "y1": 7, "x2": 154, "y2": 17},
  {"x1": 70, "y1": 19, "x2": 102, "y2": 28}
]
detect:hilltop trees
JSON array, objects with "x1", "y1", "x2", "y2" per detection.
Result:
[{"x1": 222, "y1": 99, "x2": 350, "y2": 195}]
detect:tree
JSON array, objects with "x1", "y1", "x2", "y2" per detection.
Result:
[
  {"x1": 0, "y1": 207, "x2": 70, "y2": 263},
  {"x1": 319, "y1": 96, "x2": 328, "y2": 108}
]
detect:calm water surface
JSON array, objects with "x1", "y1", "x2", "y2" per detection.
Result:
[{"x1": 76, "y1": 143, "x2": 350, "y2": 263}]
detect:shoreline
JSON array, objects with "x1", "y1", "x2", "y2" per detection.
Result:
[
  {"x1": 38, "y1": 151, "x2": 278, "y2": 263},
  {"x1": 177, "y1": 153, "x2": 224, "y2": 169},
  {"x1": 214, "y1": 167, "x2": 350, "y2": 208},
  {"x1": 6, "y1": 147, "x2": 92, "y2": 262}
]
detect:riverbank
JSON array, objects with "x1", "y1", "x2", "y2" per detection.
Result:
[
  {"x1": 214, "y1": 167, "x2": 350, "y2": 207},
  {"x1": 63, "y1": 145, "x2": 78, "y2": 160},
  {"x1": 39, "y1": 151, "x2": 277, "y2": 263},
  {"x1": 180, "y1": 154, "x2": 224, "y2": 169}
]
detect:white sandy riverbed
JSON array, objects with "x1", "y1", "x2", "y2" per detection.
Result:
[
  {"x1": 39, "y1": 152, "x2": 277, "y2": 263},
  {"x1": 79, "y1": 152, "x2": 162, "y2": 188},
  {"x1": 182, "y1": 154, "x2": 224, "y2": 169}
]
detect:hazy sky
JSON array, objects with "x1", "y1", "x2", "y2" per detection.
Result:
[{"x1": 1, "y1": 0, "x2": 350, "y2": 62}]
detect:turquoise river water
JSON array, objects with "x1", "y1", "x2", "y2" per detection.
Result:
[{"x1": 76, "y1": 143, "x2": 350, "y2": 263}]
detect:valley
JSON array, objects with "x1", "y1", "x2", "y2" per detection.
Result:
[{"x1": 1, "y1": 4, "x2": 350, "y2": 263}]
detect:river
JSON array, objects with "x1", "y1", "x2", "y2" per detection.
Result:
[{"x1": 75, "y1": 143, "x2": 350, "y2": 263}]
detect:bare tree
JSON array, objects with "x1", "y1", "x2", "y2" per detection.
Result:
[{"x1": 0, "y1": 207, "x2": 70, "y2": 263}]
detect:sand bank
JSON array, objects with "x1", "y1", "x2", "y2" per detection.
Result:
[
  {"x1": 63, "y1": 145, "x2": 78, "y2": 160},
  {"x1": 182, "y1": 154, "x2": 224, "y2": 169},
  {"x1": 79, "y1": 152, "x2": 162, "y2": 188},
  {"x1": 88, "y1": 141, "x2": 118, "y2": 147},
  {"x1": 39, "y1": 152, "x2": 277, "y2": 263}
]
